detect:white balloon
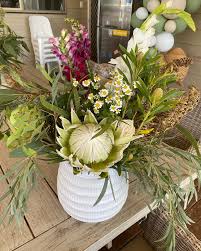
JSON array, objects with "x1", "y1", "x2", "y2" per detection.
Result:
[
  {"x1": 136, "y1": 7, "x2": 149, "y2": 20},
  {"x1": 164, "y1": 20, "x2": 177, "y2": 33},
  {"x1": 155, "y1": 32, "x2": 174, "y2": 52},
  {"x1": 147, "y1": 0, "x2": 160, "y2": 13}
]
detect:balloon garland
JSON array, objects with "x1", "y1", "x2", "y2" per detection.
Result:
[{"x1": 131, "y1": 0, "x2": 201, "y2": 52}]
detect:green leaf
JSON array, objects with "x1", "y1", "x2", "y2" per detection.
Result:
[
  {"x1": 40, "y1": 96, "x2": 67, "y2": 117},
  {"x1": 0, "y1": 89, "x2": 22, "y2": 104},
  {"x1": 73, "y1": 87, "x2": 81, "y2": 113},
  {"x1": 37, "y1": 64, "x2": 53, "y2": 84},
  {"x1": 178, "y1": 12, "x2": 196, "y2": 32},
  {"x1": 51, "y1": 71, "x2": 61, "y2": 104},
  {"x1": 93, "y1": 177, "x2": 109, "y2": 206}
]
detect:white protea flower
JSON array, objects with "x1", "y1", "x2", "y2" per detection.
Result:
[{"x1": 57, "y1": 110, "x2": 140, "y2": 172}]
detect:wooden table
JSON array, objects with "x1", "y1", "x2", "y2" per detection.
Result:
[
  {"x1": 0, "y1": 141, "x2": 197, "y2": 251},
  {"x1": 0, "y1": 67, "x2": 197, "y2": 251}
]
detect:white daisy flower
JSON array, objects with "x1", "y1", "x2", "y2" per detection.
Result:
[
  {"x1": 94, "y1": 75, "x2": 101, "y2": 82},
  {"x1": 88, "y1": 93, "x2": 94, "y2": 102},
  {"x1": 83, "y1": 79, "x2": 91, "y2": 87},
  {"x1": 72, "y1": 78, "x2": 79, "y2": 87},
  {"x1": 94, "y1": 100, "x2": 103, "y2": 110},
  {"x1": 99, "y1": 89, "x2": 109, "y2": 98}
]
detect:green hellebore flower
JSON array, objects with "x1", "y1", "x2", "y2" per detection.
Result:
[
  {"x1": 57, "y1": 109, "x2": 140, "y2": 172},
  {"x1": 6, "y1": 105, "x2": 44, "y2": 149}
]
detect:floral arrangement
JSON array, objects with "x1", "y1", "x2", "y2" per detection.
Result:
[{"x1": 0, "y1": 3, "x2": 200, "y2": 251}]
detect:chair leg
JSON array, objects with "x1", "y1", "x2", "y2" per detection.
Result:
[{"x1": 106, "y1": 241, "x2": 113, "y2": 249}]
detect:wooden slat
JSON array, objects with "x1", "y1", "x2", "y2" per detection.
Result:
[
  {"x1": 38, "y1": 161, "x2": 58, "y2": 194},
  {"x1": 0, "y1": 168, "x2": 33, "y2": 251},
  {"x1": 0, "y1": 143, "x2": 69, "y2": 237},
  {"x1": 15, "y1": 182, "x2": 153, "y2": 251}
]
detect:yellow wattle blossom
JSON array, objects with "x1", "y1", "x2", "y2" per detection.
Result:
[
  {"x1": 99, "y1": 89, "x2": 109, "y2": 98},
  {"x1": 83, "y1": 79, "x2": 91, "y2": 87}
]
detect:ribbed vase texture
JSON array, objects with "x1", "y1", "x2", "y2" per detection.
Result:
[{"x1": 57, "y1": 161, "x2": 129, "y2": 223}]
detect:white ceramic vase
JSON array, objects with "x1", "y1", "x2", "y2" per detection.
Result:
[{"x1": 57, "y1": 161, "x2": 129, "y2": 223}]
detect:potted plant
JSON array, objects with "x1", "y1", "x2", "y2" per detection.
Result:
[{"x1": 0, "y1": 4, "x2": 200, "y2": 251}]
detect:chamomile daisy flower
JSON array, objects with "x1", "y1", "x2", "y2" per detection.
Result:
[
  {"x1": 124, "y1": 89, "x2": 132, "y2": 96},
  {"x1": 99, "y1": 89, "x2": 109, "y2": 98},
  {"x1": 116, "y1": 99, "x2": 123, "y2": 108},
  {"x1": 122, "y1": 84, "x2": 132, "y2": 96},
  {"x1": 105, "y1": 95, "x2": 113, "y2": 104},
  {"x1": 94, "y1": 100, "x2": 103, "y2": 110},
  {"x1": 110, "y1": 105, "x2": 116, "y2": 113},
  {"x1": 88, "y1": 93, "x2": 94, "y2": 102},
  {"x1": 72, "y1": 79, "x2": 79, "y2": 87},
  {"x1": 94, "y1": 75, "x2": 101, "y2": 82},
  {"x1": 83, "y1": 79, "x2": 91, "y2": 87},
  {"x1": 110, "y1": 105, "x2": 121, "y2": 114},
  {"x1": 94, "y1": 108, "x2": 99, "y2": 114},
  {"x1": 114, "y1": 79, "x2": 123, "y2": 87}
]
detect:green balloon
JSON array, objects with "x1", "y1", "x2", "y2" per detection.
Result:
[
  {"x1": 174, "y1": 17, "x2": 187, "y2": 34},
  {"x1": 154, "y1": 15, "x2": 167, "y2": 34},
  {"x1": 143, "y1": 0, "x2": 149, "y2": 8},
  {"x1": 131, "y1": 12, "x2": 144, "y2": 28},
  {"x1": 186, "y1": 0, "x2": 201, "y2": 13}
]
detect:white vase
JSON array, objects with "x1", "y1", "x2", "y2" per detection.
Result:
[{"x1": 57, "y1": 161, "x2": 129, "y2": 223}]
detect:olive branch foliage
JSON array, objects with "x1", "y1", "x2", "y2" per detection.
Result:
[{"x1": 0, "y1": 40, "x2": 200, "y2": 251}]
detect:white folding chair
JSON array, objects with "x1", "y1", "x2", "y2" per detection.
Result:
[{"x1": 29, "y1": 16, "x2": 59, "y2": 71}]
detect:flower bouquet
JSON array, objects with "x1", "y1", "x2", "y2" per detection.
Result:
[{"x1": 0, "y1": 4, "x2": 200, "y2": 251}]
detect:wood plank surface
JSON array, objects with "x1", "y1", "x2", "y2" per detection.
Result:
[
  {"x1": 0, "y1": 143, "x2": 69, "y2": 237},
  {"x1": 15, "y1": 182, "x2": 153, "y2": 251},
  {"x1": 0, "y1": 168, "x2": 33, "y2": 251}
]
